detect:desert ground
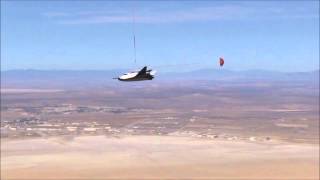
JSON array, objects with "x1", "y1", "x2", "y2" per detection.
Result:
[
  {"x1": 1, "y1": 135, "x2": 319, "y2": 180},
  {"x1": 1, "y1": 73, "x2": 319, "y2": 179}
]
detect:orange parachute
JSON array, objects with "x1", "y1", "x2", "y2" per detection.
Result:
[{"x1": 219, "y1": 57, "x2": 224, "y2": 67}]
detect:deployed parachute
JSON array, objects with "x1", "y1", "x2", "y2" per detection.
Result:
[{"x1": 219, "y1": 57, "x2": 224, "y2": 67}]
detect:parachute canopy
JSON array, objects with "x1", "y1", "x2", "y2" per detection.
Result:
[{"x1": 219, "y1": 57, "x2": 224, "y2": 67}]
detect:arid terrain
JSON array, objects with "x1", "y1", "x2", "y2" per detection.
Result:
[
  {"x1": 2, "y1": 136, "x2": 318, "y2": 179},
  {"x1": 1, "y1": 70, "x2": 319, "y2": 179}
]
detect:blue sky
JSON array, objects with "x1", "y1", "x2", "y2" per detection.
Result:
[{"x1": 1, "y1": 1, "x2": 319, "y2": 72}]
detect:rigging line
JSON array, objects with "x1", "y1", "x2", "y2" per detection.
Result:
[
  {"x1": 151, "y1": 62, "x2": 203, "y2": 69},
  {"x1": 132, "y1": 3, "x2": 137, "y2": 64}
]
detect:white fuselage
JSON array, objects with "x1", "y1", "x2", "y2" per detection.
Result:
[
  {"x1": 119, "y1": 72, "x2": 139, "y2": 80},
  {"x1": 117, "y1": 66, "x2": 156, "y2": 82}
]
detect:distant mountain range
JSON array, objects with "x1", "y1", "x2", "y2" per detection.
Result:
[
  {"x1": 1, "y1": 69, "x2": 319, "y2": 89},
  {"x1": 163, "y1": 69, "x2": 319, "y2": 81}
]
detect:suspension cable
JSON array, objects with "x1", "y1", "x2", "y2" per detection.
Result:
[{"x1": 132, "y1": 3, "x2": 136, "y2": 64}]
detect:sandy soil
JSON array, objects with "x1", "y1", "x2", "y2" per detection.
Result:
[{"x1": 1, "y1": 135, "x2": 319, "y2": 180}]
